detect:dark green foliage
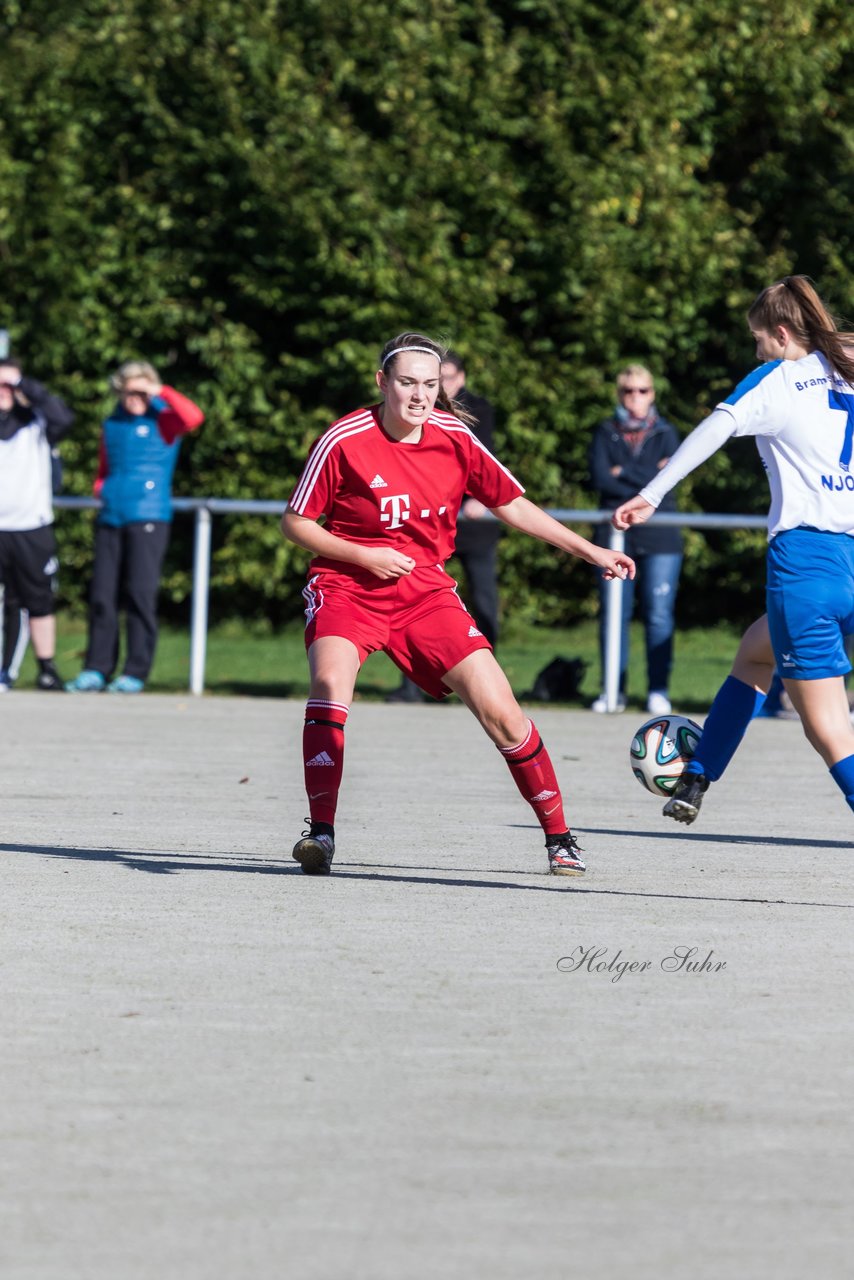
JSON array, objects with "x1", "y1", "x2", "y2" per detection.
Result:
[{"x1": 1, "y1": 0, "x2": 851, "y2": 626}]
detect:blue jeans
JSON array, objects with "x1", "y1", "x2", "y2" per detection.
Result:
[{"x1": 598, "y1": 552, "x2": 682, "y2": 695}]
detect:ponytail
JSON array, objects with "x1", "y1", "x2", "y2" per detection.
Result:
[
  {"x1": 436, "y1": 384, "x2": 477, "y2": 429},
  {"x1": 748, "y1": 276, "x2": 854, "y2": 384}
]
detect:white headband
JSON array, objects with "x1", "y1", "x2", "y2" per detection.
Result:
[{"x1": 381, "y1": 345, "x2": 441, "y2": 368}]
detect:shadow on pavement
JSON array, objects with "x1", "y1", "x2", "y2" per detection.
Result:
[
  {"x1": 581, "y1": 825, "x2": 853, "y2": 850},
  {"x1": 4, "y1": 842, "x2": 853, "y2": 908}
]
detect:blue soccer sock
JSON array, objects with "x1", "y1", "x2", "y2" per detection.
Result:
[
  {"x1": 684, "y1": 675, "x2": 768, "y2": 783},
  {"x1": 830, "y1": 754, "x2": 854, "y2": 815}
]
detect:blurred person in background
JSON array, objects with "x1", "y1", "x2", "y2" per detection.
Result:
[
  {"x1": 2, "y1": 434, "x2": 65, "y2": 687},
  {"x1": 588, "y1": 363, "x2": 683, "y2": 715},
  {"x1": 65, "y1": 361, "x2": 203, "y2": 694},
  {"x1": 0, "y1": 354, "x2": 74, "y2": 692}
]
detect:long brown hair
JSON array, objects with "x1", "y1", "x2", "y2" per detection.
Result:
[
  {"x1": 378, "y1": 332, "x2": 477, "y2": 428},
  {"x1": 748, "y1": 276, "x2": 854, "y2": 384}
]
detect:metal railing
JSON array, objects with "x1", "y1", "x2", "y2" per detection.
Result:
[{"x1": 54, "y1": 498, "x2": 767, "y2": 698}]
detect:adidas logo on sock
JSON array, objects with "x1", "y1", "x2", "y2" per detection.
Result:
[
  {"x1": 307, "y1": 751, "x2": 335, "y2": 767},
  {"x1": 369, "y1": 474, "x2": 388, "y2": 488},
  {"x1": 468, "y1": 625, "x2": 483, "y2": 637},
  {"x1": 531, "y1": 789, "x2": 558, "y2": 802}
]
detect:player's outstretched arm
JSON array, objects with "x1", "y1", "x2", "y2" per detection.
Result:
[
  {"x1": 613, "y1": 407, "x2": 738, "y2": 528},
  {"x1": 281, "y1": 509, "x2": 415, "y2": 580},
  {"x1": 491, "y1": 496, "x2": 635, "y2": 581}
]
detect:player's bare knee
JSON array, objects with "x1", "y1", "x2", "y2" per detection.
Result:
[
  {"x1": 477, "y1": 706, "x2": 528, "y2": 749},
  {"x1": 309, "y1": 674, "x2": 344, "y2": 702}
]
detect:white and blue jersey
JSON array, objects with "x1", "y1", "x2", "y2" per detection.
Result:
[
  {"x1": 719, "y1": 352, "x2": 854, "y2": 537},
  {"x1": 641, "y1": 351, "x2": 854, "y2": 538},
  {"x1": 640, "y1": 350, "x2": 854, "y2": 679}
]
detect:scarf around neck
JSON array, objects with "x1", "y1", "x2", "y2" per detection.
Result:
[{"x1": 615, "y1": 402, "x2": 658, "y2": 453}]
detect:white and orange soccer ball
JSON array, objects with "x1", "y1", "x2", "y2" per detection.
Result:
[{"x1": 630, "y1": 714, "x2": 702, "y2": 796}]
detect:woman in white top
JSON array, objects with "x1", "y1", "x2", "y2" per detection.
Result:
[{"x1": 614, "y1": 276, "x2": 854, "y2": 821}]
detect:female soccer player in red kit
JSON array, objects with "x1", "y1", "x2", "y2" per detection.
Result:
[{"x1": 282, "y1": 333, "x2": 635, "y2": 876}]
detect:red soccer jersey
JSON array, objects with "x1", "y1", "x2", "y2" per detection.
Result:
[{"x1": 287, "y1": 405, "x2": 525, "y2": 567}]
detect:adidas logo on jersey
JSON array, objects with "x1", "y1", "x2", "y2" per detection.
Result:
[
  {"x1": 306, "y1": 751, "x2": 335, "y2": 767},
  {"x1": 468, "y1": 625, "x2": 483, "y2": 637},
  {"x1": 531, "y1": 789, "x2": 558, "y2": 803},
  {"x1": 369, "y1": 474, "x2": 388, "y2": 488}
]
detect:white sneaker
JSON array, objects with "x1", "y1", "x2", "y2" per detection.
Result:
[
  {"x1": 646, "y1": 692, "x2": 672, "y2": 715},
  {"x1": 591, "y1": 693, "x2": 627, "y2": 714}
]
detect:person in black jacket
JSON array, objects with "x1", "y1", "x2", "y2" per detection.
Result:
[
  {"x1": 439, "y1": 352, "x2": 501, "y2": 645},
  {"x1": 1, "y1": 445, "x2": 64, "y2": 690},
  {"x1": 588, "y1": 364, "x2": 683, "y2": 714},
  {"x1": 386, "y1": 350, "x2": 502, "y2": 703},
  {"x1": 0, "y1": 357, "x2": 74, "y2": 692}
]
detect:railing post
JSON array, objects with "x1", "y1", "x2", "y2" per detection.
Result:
[
  {"x1": 189, "y1": 506, "x2": 212, "y2": 695},
  {"x1": 604, "y1": 525, "x2": 626, "y2": 713}
]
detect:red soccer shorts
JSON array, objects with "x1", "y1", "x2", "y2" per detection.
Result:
[{"x1": 302, "y1": 563, "x2": 492, "y2": 699}]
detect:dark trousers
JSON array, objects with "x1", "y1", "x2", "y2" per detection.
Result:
[
  {"x1": 2, "y1": 600, "x2": 28, "y2": 674},
  {"x1": 454, "y1": 540, "x2": 500, "y2": 648},
  {"x1": 85, "y1": 521, "x2": 171, "y2": 680}
]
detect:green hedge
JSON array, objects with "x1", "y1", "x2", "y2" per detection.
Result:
[{"x1": 1, "y1": 0, "x2": 851, "y2": 626}]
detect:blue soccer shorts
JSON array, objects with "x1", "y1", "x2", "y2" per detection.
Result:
[{"x1": 766, "y1": 527, "x2": 854, "y2": 680}]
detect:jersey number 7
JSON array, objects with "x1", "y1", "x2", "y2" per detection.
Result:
[{"x1": 829, "y1": 389, "x2": 854, "y2": 472}]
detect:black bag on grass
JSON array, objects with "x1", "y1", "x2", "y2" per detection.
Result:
[{"x1": 529, "y1": 656, "x2": 587, "y2": 702}]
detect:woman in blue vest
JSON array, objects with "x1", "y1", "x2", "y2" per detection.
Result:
[{"x1": 66, "y1": 362, "x2": 204, "y2": 693}]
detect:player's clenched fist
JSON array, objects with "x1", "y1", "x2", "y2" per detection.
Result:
[{"x1": 360, "y1": 547, "x2": 416, "y2": 580}]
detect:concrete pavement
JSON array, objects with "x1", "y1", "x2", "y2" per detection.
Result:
[{"x1": 1, "y1": 691, "x2": 852, "y2": 1279}]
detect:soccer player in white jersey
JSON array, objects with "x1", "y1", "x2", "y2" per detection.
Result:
[
  {"x1": 281, "y1": 331, "x2": 635, "y2": 876},
  {"x1": 613, "y1": 276, "x2": 854, "y2": 823}
]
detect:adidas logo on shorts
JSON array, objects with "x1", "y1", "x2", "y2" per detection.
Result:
[
  {"x1": 369, "y1": 474, "x2": 388, "y2": 488},
  {"x1": 306, "y1": 751, "x2": 335, "y2": 767},
  {"x1": 468, "y1": 625, "x2": 483, "y2": 637}
]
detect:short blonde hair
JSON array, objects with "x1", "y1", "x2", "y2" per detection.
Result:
[
  {"x1": 110, "y1": 360, "x2": 160, "y2": 393},
  {"x1": 616, "y1": 363, "x2": 655, "y2": 393}
]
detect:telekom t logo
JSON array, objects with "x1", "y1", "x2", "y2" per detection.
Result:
[{"x1": 380, "y1": 493, "x2": 411, "y2": 529}]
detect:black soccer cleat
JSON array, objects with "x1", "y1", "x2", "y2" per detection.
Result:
[
  {"x1": 662, "y1": 773, "x2": 710, "y2": 825},
  {"x1": 546, "y1": 831, "x2": 586, "y2": 876},
  {"x1": 292, "y1": 832, "x2": 335, "y2": 876},
  {"x1": 35, "y1": 664, "x2": 64, "y2": 691}
]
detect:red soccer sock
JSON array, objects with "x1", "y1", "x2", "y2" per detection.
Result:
[
  {"x1": 303, "y1": 699, "x2": 349, "y2": 829},
  {"x1": 499, "y1": 720, "x2": 568, "y2": 836}
]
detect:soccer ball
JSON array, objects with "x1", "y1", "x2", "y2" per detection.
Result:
[{"x1": 630, "y1": 714, "x2": 702, "y2": 796}]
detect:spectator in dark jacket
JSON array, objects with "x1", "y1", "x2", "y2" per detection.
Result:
[
  {"x1": 0, "y1": 357, "x2": 74, "y2": 692},
  {"x1": 440, "y1": 352, "x2": 501, "y2": 645},
  {"x1": 66, "y1": 361, "x2": 203, "y2": 693},
  {"x1": 588, "y1": 364, "x2": 683, "y2": 714}
]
